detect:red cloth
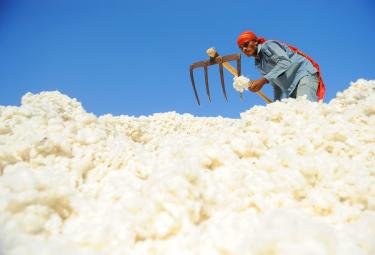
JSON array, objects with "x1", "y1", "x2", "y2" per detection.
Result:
[
  {"x1": 237, "y1": 31, "x2": 265, "y2": 46},
  {"x1": 237, "y1": 31, "x2": 326, "y2": 101}
]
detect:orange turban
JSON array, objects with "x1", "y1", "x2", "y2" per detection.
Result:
[{"x1": 237, "y1": 31, "x2": 266, "y2": 47}]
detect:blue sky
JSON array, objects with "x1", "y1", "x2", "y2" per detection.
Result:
[{"x1": 0, "y1": 0, "x2": 374, "y2": 118}]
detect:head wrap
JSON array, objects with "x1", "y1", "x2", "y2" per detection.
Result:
[{"x1": 237, "y1": 31, "x2": 266, "y2": 47}]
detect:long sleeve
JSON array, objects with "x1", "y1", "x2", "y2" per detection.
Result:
[
  {"x1": 273, "y1": 85, "x2": 282, "y2": 101},
  {"x1": 263, "y1": 42, "x2": 292, "y2": 83}
]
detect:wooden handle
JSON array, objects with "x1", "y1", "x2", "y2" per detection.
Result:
[{"x1": 206, "y1": 48, "x2": 272, "y2": 104}]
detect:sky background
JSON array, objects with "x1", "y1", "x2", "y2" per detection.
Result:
[{"x1": 0, "y1": 0, "x2": 374, "y2": 118}]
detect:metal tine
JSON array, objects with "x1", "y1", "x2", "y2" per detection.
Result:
[
  {"x1": 203, "y1": 65, "x2": 211, "y2": 102},
  {"x1": 189, "y1": 67, "x2": 201, "y2": 105},
  {"x1": 219, "y1": 63, "x2": 228, "y2": 101},
  {"x1": 236, "y1": 55, "x2": 243, "y2": 100},
  {"x1": 236, "y1": 57, "x2": 241, "y2": 76}
]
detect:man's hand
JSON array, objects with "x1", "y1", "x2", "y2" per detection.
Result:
[{"x1": 248, "y1": 78, "x2": 268, "y2": 92}]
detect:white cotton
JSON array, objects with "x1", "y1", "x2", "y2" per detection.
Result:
[
  {"x1": 0, "y1": 80, "x2": 375, "y2": 255},
  {"x1": 233, "y1": 75, "x2": 250, "y2": 93}
]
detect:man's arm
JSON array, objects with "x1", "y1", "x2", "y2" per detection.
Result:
[
  {"x1": 263, "y1": 42, "x2": 293, "y2": 83},
  {"x1": 273, "y1": 85, "x2": 282, "y2": 101}
]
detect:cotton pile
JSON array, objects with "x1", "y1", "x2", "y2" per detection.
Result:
[{"x1": 0, "y1": 79, "x2": 374, "y2": 255}]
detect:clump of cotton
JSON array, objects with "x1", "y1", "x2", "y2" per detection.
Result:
[
  {"x1": 233, "y1": 75, "x2": 250, "y2": 92},
  {"x1": 0, "y1": 80, "x2": 375, "y2": 255}
]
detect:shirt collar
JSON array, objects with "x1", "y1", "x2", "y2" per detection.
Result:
[{"x1": 254, "y1": 44, "x2": 262, "y2": 60}]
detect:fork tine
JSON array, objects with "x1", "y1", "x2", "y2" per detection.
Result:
[
  {"x1": 236, "y1": 55, "x2": 241, "y2": 76},
  {"x1": 236, "y1": 55, "x2": 243, "y2": 100},
  {"x1": 203, "y1": 65, "x2": 211, "y2": 102},
  {"x1": 219, "y1": 63, "x2": 228, "y2": 101},
  {"x1": 190, "y1": 67, "x2": 201, "y2": 105}
]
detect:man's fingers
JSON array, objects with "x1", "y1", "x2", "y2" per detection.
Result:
[
  {"x1": 249, "y1": 81, "x2": 258, "y2": 92},
  {"x1": 248, "y1": 80, "x2": 264, "y2": 92},
  {"x1": 248, "y1": 81, "x2": 254, "y2": 91}
]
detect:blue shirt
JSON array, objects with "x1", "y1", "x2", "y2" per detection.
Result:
[{"x1": 255, "y1": 40, "x2": 317, "y2": 100}]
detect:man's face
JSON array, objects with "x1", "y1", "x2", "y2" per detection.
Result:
[{"x1": 239, "y1": 40, "x2": 258, "y2": 57}]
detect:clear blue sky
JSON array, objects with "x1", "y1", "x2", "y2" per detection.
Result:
[{"x1": 0, "y1": 0, "x2": 374, "y2": 118}]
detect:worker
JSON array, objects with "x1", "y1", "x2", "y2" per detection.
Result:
[{"x1": 236, "y1": 31, "x2": 325, "y2": 102}]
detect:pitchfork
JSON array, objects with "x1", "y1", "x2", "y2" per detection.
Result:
[{"x1": 189, "y1": 48, "x2": 272, "y2": 105}]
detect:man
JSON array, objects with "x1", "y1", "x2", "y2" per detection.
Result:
[{"x1": 236, "y1": 31, "x2": 325, "y2": 102}]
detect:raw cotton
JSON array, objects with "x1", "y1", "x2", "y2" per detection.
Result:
[
  {"x1": 233, "y1": 75, "x2": 250, "y2": 93},
  {"x1": 0, "y1": 79, "x2": 375, "y2": 255}
]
